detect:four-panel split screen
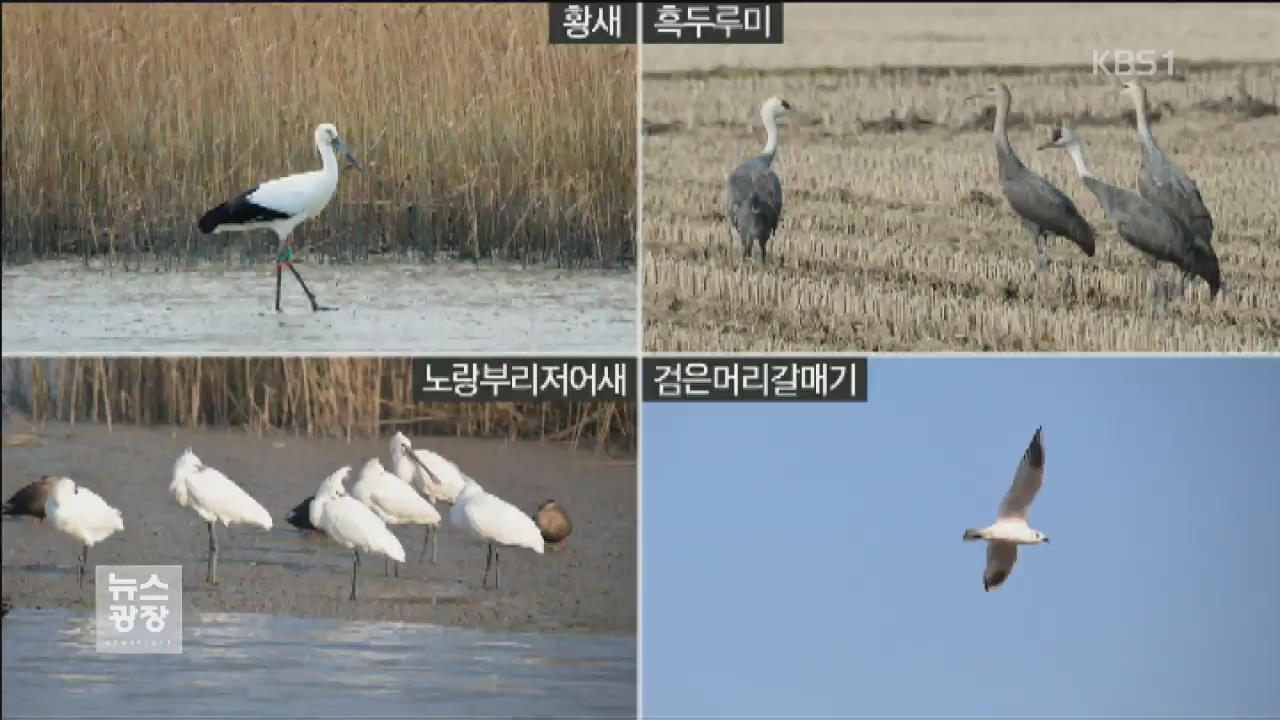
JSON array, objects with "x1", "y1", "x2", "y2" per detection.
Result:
[{"x1": 2, "y1": 3, "x2": 1277, "y2": 718}]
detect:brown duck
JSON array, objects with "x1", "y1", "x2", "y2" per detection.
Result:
[
  {"x1": 2, "y1": 476, "x2": 59, "y2": 522},
  {"x1": 533, "y1": 500, "x2": 573, "y2": 549}
]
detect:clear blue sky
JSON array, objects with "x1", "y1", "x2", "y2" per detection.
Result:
[{"x1": 642, "y1": 357, "x2": 1280, "y2": 718}]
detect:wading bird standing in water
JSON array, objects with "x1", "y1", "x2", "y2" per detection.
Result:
[
  {"x1": 198, "y1": 123, "x2": 362, "y2": 313},
  {"x1": 351, "y1": 457, "x2": 441, "y2": 578},
  {"x1": 726, "y1": 96, "x2": 792, "y2": 263},
  {"x1": 44, "y1": 476, "x2": 124, "y2": 589},
  {"x1": 963, "y1": 427, "x2": 1050, "y2": 592},
  {"x1": 170, "y1": 448, "x2": 273, "y2": 585},
  {"x1": 968, "y1": 83, "x2": 1095, "y2": 293},
  {"x1": 310, "y1": 466, "x2": 406, "y2": 601}
]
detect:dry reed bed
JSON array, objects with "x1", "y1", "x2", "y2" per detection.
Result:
[
  {"x1": 643, "y1": 67, "x2": 1280, "y2": 351},
  {"x1": 2, "y1": 4, "x2": 635, "y2": 268},
  {"x1": 1, "y1": 358, "x2": 636, "y2": 454}
]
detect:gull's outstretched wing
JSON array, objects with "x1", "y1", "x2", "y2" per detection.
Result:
[
  {"x1": 997, "y1": 427, "x2": 1045, "y2": 520},
  {"x1": 984, "y1": 541, "x2": 1018, "y2": 591}
]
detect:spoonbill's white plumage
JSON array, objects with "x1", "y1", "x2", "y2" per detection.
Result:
[
  {"x1": 390, "y1": 431, "x2": 473, "y2": 505},
  {"x1": 198, "y1": 122, "x2": 362, "y2": 313},
  {"x1": 170, "y1": 448, "x2": 273, "y2": 584},
  {"x1": 962, "y1": 427, "x2": 1050, "y2": 591},
  {"x1": 311, "y1": 466, "x2": 406, "y2": 601},
  {"x1": 351, "y1": 458, "x2": 442, "y2": 575},
  {"x1": 43, "y1": 476, "x2": 124, "y2": 588},
  {"x1": 450, "y1": 479, "x2": 544, "y2": 589}
]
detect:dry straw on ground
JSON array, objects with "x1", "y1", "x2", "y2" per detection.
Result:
[
  {"x1": 2, "y1": 4, "x2": 635, "y2": 268},
  {"x1": 643, "y1": 6, "x2": 1280, "y2": 351},
  {"x1": 1, "y1": 358, "x2": 636, "y2": 456}
]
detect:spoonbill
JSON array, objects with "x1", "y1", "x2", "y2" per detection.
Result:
[
  {"x1": 3, "y1": 475, "x2": 59, "y2": 522},
  {"x1": 351, "y1": 458, "x2": 442, "y2": 575},
  {"x1": 198, "y1": 122, "x2": 363, "y2": 313},
  {"x1": 963, "y1": 427, "x2": 1049, "y2": 591},
  {"x1": 450, "y1": 477, "x2": 544, "y2": 589},
  {"x1": 390, "y1": 432, "x2": 472, "y2": 505},
  {"x1": 170, "y1": 448, "x2": 273, "y2": 584},
  {"x1": 533, "y1": 499, "x2": 573, "y2": 550},
  {"x1": 310, "y1": 466, "x2": 406, "y2": 601},
  {"x1": 43, "y1": 477, "x2": 124, "y2": 588},
  {"x1": 390, "y1": 432, "x2": 474, "y2": 562}
]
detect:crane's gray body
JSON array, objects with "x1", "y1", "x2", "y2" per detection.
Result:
[
  {"x1": 726, "y1": 152, "x2": 783, "y2": 261},
  {"x1": 1082, "y1": 176, "x2": 1199, "y2": 268},
  {"x1": 1135, "y1": 133, "x2": 1218, "y2": 295},
  {"x1": 1123, "y1": 81, "x2": 1219, "y2": 297},
  {"x1": 996, "y1": 133, "x2": 1097, "y2": 262}
]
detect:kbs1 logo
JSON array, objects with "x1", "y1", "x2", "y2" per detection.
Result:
[{"x1": 1092, "y1": 50, "x2": 1176, "y2": 77}]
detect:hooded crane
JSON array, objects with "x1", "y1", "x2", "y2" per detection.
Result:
[
  {"x1": 725, "y1": 96, "x2": 793, "y2": 263},
  {"x1": 170, "y1": 448, "x2": 273, "y2": 585},
  {"x1": 1120, "y1": 79, "x2": 1220, "y2": 298},
  {"x1": 969, "y1": 83, "x2": 1095, "y2": 290},
  {"x1": 198, "y1": 123, "x2": 362, "y2": 313},
  {"x1": 1037, "y1": 124, "x2": 1221, "y2": 309}
]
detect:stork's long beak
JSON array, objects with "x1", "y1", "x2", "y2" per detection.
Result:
[
  {"x1": 1035, "y1": 140, "x2": 1057, "y2": 151},
  {"x1": 963, "y1": 93, "x2": 986, "y2": 102},
  {"x1": 334, "y1": 138, "x2": 363, "y2": 171}
]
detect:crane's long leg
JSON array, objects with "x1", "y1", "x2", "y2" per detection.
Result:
[
  {"x1": 494, "y1": 548, "x2": 501, "y2": 589},
  {"x1": 432, "y1": 525, "x2": 438, "y2": 565},
  {"x1": 207, "y1": 521, "x2": 218, "y2": 585},
  {"x1": 350, "y1": 550, "x2": 360, "y2": 601},
  {"x1": 275, "y1": 263, "x2": 283, "y2": 313},
  {"x1": 420, "y1": 526, "x2": 431, "y2": 564},
  {"x1": 79, "y1": 544, "x2": 88, "y2": 589},
  {"x1": 483, "y1": 543, "x2": 494, "y2": 588}
]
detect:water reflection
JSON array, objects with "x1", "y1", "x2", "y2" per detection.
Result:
[{"x1": 2, "y1": 608, "x2": 636, "y2": 717}]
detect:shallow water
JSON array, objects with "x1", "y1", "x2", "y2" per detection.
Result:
[
  {"x1": 2, "y1": 260, "x2": 636, "y2": 353},
  {"x1": 1, "y1": 608, "x2": 636, "y2": 718}
]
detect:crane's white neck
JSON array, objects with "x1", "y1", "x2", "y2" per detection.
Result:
[
  {"x1": 993, "y1": 92, "x2": 1011, "y2": 141},
  {"x1": 1065, "y1": 141, "x2": 1095, "y2": 180},
  {"x1": 1131, "y1": 92, "x2": 1156, "y2": 147},
  {"x1": 761, "y1": 108, "x2": 780, "y2": 160}
]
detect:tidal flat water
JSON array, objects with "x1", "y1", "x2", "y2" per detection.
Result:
[
  {"x1": 2, "y1": 260, "x2": 636, "y2": 353},
  {"x1": 1, "y1": 608, "x2": 636, "y2": 718}
]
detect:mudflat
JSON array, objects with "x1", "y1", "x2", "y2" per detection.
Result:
[{"x1": 0, "y1": 417, "x2": 636, "y2": 635}]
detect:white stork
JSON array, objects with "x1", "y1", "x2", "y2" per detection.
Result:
[{"x1": 198, "y1": 122, "x2": 362, "y2": 313}]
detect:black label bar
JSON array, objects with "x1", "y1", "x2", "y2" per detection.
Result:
[
  {"x1": 413, "y1": 357, "x2": 637, "y2": 402},
  {"x1": 548, "y1": 3, "x2": 639, "y2": 44},
  {"x1": 643, "y1": 357, "x2": 867, "y2": 402},
  {"x1": 641, "y1": 2, "x2": 783, "y2": 45}
]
